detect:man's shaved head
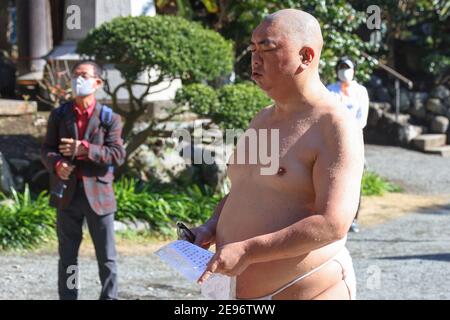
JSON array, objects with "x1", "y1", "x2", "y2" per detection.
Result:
[
  {"x1": 251, "y1": 9, "x2": 324, "y2": 99},
  {"x1": 262, "y1": 9, "x2": 323, "y2": 52}
]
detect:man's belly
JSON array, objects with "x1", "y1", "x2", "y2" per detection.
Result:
[{"x1": 216, "y1": 185, "x2": 346, "y2": 299}]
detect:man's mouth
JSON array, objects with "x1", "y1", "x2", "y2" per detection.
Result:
[{"x1": 252, "y1": 71, "x2": 263, "y2": 78}]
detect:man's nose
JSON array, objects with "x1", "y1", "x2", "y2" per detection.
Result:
[{"x1": 252, "y1": 52, "x2": 262, "y2": 66}]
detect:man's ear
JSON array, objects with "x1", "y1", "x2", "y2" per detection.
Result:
[
  {"x1": 95, "y1": 78, "x2": 103, "y2": 89},
  {"x1": 296, "y1": 47, "x2": 315, "y2": 73}
]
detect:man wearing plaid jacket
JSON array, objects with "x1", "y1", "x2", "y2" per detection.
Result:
[{"x1": 41, "y1": 61, "x2": 126, "y2": 300}]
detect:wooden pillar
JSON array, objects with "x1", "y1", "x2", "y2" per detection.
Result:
[{"x1": 16, "y1": 0, "x2": 52, "y2": 76}]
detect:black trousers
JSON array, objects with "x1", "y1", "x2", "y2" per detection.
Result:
[{"x1": 57, "y1": 181, "x2": 117, "y2": 300}]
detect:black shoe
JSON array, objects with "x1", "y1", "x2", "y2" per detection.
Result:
[{"x1": 349, "y1": 220, "x2": 360, "y2": 233}]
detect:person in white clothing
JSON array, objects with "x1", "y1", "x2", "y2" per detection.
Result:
[
  {"x1": 327, "y1": 57, "x2": 369, "y2": 233},
  {"x1": 327, "y1": 57, "x2": 369, "y2": 129}
]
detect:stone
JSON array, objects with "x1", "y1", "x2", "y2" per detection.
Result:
[
  {"x1": 367, "y1": 105, "x2": 383, "y2": 127},
  {"x1": 398, "y1": 124, "x2": 423, "y2": 145},
  {"x1": 430, "y1": 85, "x2": 450, "y2": 100},
  {"x1": 430, "y1": 116, "x2": 450, "y2": 134},
  {"x1": 412, "y1": 134, "x2": 447, "y2": 151},
  {"x1": 399, "y1": 88, "x2": 411, "y2": 112},
  {"x1": 383, "y1": 112, "x2": 410, "y2": 126},
  {"x1": 0, "y1": 99, "x2": 37, "y2": 115},
  {"x1": 13, "y1": 175, "x2": 24, "y2": 192},
  {"x1": 410, "y1": 92, "x2": 429, "y2": 105},
  {"x1": 423, "y1": 145, "x2": 450, "y2": 157},
  {"x1": 426, "y1": 98, "x2": 447, "y2": 115},
  {"x1": 0, "y1": 152, "x2": 16, "y2": 194},
  {"x1": 114, "y1": 221, "x2": 130, "y2": 232},
  {"x1": 367, "y1": 75, "x2": 383, "y2": 87},
  {"x1": 159, "y1": 149, "x2": 188, "y2": 178},
  {"x1": 30, "y1": 169, "x2": 50, "y2": 194},
  {"x1": 409, "y1": 92, "x2": 428, "y2": 119},
  {"x1": 370, "y1": 102, "x2": 391, "y2": 111},
  {"x1": 409, "y1": 102, "x2": 427, "y2": 120},
  {"x1": 444, "y1": 96, "x2": 450, "y2": 108},
  {"x1": 115, "y1": 219, "x2": 151, "y2": 232},
  {"x1": 134, "y1": 145, "x2": 157, "y2": 172},
  {"x1": 374, "y1": 86, "x2": 392, "y2": 103},
  {"x1": 8, "y1": 158, "x2": 31, "y2": 174}
]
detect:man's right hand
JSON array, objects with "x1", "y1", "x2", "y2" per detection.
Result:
[
  {"x1": 56, "y1": 160, "x2": 75, "y2": 180},
  {"x1": 191, "y1": 224, "x2": 215, "y2": 250}
]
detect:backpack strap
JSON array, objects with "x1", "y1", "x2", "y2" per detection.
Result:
[
  {"x1": 99, "y1": 105, "x2": 115, "y2": 174},
  {"x1": 99, "y1": 105, "x2": 113, "y2": 129}
]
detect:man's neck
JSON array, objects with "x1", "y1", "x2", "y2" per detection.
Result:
[
  {"x1": 75, "y1": 95, "x2": 95, "y2": 109},
  {"x1": 273, "y1": 72, "x2": 327, "y2": 115}
]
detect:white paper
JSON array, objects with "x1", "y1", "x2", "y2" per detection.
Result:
[
  {"x1": 154, "y1": 240, "x2": 236, "y2": 299},
  {"x1": 200, "y1": 273, "x2": 236, "y2": 300},
  {"x1": 155, "y1": 240, "x2": 213, "y2": 282}
]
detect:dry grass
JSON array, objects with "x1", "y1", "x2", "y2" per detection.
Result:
[{"x1": 358, "y1": 193, "x2": 450, "y2": 227}]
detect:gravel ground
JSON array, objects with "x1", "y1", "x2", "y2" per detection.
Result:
[
  {"x1": 1, "y1": 205, "x2": 449, "y2": 300},
  {"x1": 364, "y1": 144, "x2": 450, "y2": 195},
  {"x1": 0, "y1": 145, "x2": 449, "y2": 300}
]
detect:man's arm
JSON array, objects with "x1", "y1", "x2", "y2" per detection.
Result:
[
  {"x1": 193, "y1": 194, "x2": 228, "y2": 248},
  {"x1": 360, "y1": 86, "x2": 370, "y2": 129},
  {"x1": 86, "y1": 113, "x2": 126, "y2": 167},
  {"x1": 206, "y1": 194, "x2": 228, "y2": 230},
  {"x1": 41, "y1": 110, "x2": 64, "y2": 174},
  {"x1": 246, "y1": 114, "x2": 364, "y2": 263}
]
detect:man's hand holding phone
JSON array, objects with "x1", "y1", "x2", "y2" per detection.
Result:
[{"x1": 56, "y1": 160, "x2": 75, "y2": 180}]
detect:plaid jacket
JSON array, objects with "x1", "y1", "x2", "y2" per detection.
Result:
[{"x1": 41, "y1": 101, "x2": 126, "y2": 215}]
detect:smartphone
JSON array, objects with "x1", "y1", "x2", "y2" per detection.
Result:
[{"x1": 176, "y1": 221, "x2": 196, "y2": 243}]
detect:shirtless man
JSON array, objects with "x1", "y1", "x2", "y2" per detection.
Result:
[{"x1": 193, "y1": 9, "x2": 364, "y2": 300}]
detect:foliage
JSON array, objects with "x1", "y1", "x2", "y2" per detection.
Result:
[
  {"x1": 362, "y1": 171, "x2": 402, "y2": 196},
  {"x1": 350, "y1": 0, "x2": 450, "y2": 84},
  {"x1": 77, "y1": 15, "x2": 233, "y2": 83},
  {"x1": 0, "y1": 186, "x2": 55, "y2": 250},
  {"x1": 175, "y1": 83, "x2": 220, "y2": 116},
  {"x1": 176, "y1": 82, "x2": 271, "y2": 130},
  {"x1": 157, "y1": 0, "x2": 377, "y2": 84},
  {"x1": 114, "y1": 178, "x2": 222, "y2": 236},
  {"x1": 0, "y1": 179, "x2": 222, "y2": 250}
]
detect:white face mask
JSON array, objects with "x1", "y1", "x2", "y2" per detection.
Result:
[
  {"x1": 71, "y1": 76, "x2": 96, "y2": 97},
  {"x1": 337, "y1": 68, "x2": 354, "y2": 82}
]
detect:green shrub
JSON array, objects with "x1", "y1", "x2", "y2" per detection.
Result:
[
  {"x1": 215, "y1": 82, "x2": 272, "y2": 130},
  {"x1": 0, "y1": 180, "x2": 222, "y2": 250},
  {"x1": 77, "y1": 15, "x2": 234, "y2": 83},
  {"x1": 362, "y1": 171, "x2": 402, "y2": 196},
  {"x1": 177, "y1": 82, "x2": 272, "y2": 130},
  {"x1": 115, "y1": 178, "x2": 222, "y2": 236},
  {"x1": 175, "y1": 83, "x2": 220, "y2": 117},
  {"x1": 0, "y1": 186, "x2": 56, "y2": 250}
]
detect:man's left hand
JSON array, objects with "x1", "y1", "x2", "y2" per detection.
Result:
[
  {"x1": 59, "y1": 138, "x2": 88, "y2": 157},
  {"x1": 197, "y1": 241, "x2": 251, "y2": 284}
]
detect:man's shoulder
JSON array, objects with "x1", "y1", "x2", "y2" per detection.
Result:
[
  {"x1": 316, "y1": 103, "x2": 359, "y2": 137},
  {"x1": 47, "y1": 102, "x2": 73, "y2": 122},
  {"x1": 249, "y1": 104, "x2": 274, "y2": 127}
]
